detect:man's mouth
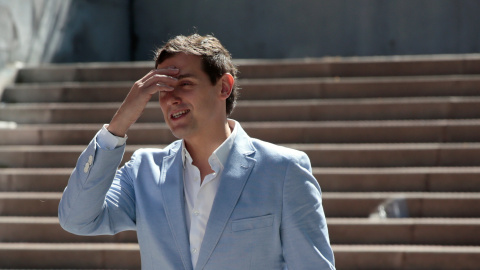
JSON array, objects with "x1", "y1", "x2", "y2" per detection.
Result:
[{"x1": 171, "y1": 109, "x2": 190, "y2": 119}]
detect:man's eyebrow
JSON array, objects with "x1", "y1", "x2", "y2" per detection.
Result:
[{"x1": 176, "y1": 73, "x2": 196, "y2": 80}]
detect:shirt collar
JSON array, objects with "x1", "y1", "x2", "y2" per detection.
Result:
[{"x1": 181, "y1": 119, "x2": 237, "y2": 168}]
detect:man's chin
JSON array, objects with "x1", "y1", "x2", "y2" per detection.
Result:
[
  {"x1": 166, "y1": 119, "x2": 197, "y2": 140},
  {"x1": 168, "y1": 126, "x2": 190, "y2": 140}
]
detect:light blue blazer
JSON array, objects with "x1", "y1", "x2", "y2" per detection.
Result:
[{"x1": 59, "y1": 123, "x2": 335, "y2": 270}]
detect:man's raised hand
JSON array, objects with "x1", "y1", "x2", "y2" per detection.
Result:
[{"x1": 107, "y1": 67, "x2": 179, "y2": 137}]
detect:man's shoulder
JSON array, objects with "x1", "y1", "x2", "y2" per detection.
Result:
[
  {"x1": 131, "y1": 140, "x2": 182, "y2": 159},
  {"x1": 249, "y1": 138, "x2": 307, "y2": 162}
]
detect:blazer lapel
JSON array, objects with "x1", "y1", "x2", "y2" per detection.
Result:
[
  {"x1": 159, "y1": 144, "x2": 193, "y2": 270},
  {"x1": 195, "y1": 128, "x2": 257, "y2": 270}
]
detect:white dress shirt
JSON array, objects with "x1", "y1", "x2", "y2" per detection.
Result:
[
  {"x1": 96, "y1": 121, "x2": 237, "y2": 268},
  {"x1": 181, "y1": 120, "x2": 237, "y2": 267}
]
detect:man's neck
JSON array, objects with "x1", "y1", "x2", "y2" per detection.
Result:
[{"x1": 184, "y1": 121, "x2": 232, "y2": 181}]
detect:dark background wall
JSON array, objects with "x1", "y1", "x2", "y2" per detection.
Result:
[
  {"x1": 131, "y1": 0, "x2": 480, "y2": 60},
  {"x1": 1, "y1": 0, "x2": 479, "y2": 68},
  {"x1": 50, "y1": 0, "x2": 132, "y2": 63}
]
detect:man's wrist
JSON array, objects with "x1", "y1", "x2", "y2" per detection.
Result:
[
  {"x1": 106, "y1": 123, "x2": 127, "y2": 138},
  {"x1": 98, "y1": 124, "x2": 127, "y2": 150}
]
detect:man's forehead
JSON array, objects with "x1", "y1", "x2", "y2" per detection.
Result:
[
  {"x1": 157, "y1": 53, "x2": 202, "y2": 68},
  {"x1": 157, "y1": 54, "x2": 205, "y2": 79}
]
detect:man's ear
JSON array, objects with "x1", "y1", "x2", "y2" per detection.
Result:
[{"x1": 219, "y1": 73, "x2": 234, "y2": 100}]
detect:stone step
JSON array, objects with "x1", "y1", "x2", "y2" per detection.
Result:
[
  {"x1": 323, "y1": 192, "x2": 480, "y2": 218},
  {"x1": 332, "y1": 245, "x2": 480, "y2": 270},
  {"x1": 239, "y1": 75, "x2": 480, "y2": 100},
  {"x1": 0, "y1": 217, "x2": 137, "y2": 243},
  {"x1": 0, "y1": 217, "x2": 478, "y2": 246},
  {"x1": 2, "y1": 143, "x2": 480, "y2": 168},
  {"x1": 2, "y1": 81, "x2": 133, "y2": 103},
  {"x1": 328, "y1": 218, "x2": 480, "y2": 246},
  {"x1": 2, "y1": 120, "x2": 480, "y2": 146},
  {"x1": 0, "y1": 243, "x2": 140, "y2": 269},
  {"x1": 0, "y1": 168, "x2": 72, "y2": 192},
  {"x1": 3, "y1": 167, "x2": 480, "y2": 193},
  {"x1": 315, "y1": 167, "x2": 480, "y2": 192},
  {"x1": 4, "y1": 75, "x2": 480, "y2": 103},
  {"x1": 235, "y1": 55, "x2": 480, "y2": 78},
  {"x1": 0, "y1": 192, "x2": 478, "y2": 218},
  {"x1": 14, "y1": 54, "x2": 480, "y2": 83},
  {"x1": 0, "y1": 192, "x2": 61, "y2": 216},
  {"x1": 3, "y1": 97, "x2": 480, "y2": 124},
  {"x1": 0, "y1": 243, "x2": 478, "y2": 269}
]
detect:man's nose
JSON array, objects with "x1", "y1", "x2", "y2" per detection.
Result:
[{"x1": 162, "y1": 89, "x2": 181, "y2": 105}]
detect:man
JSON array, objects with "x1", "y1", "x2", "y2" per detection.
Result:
[{"x1": 59, "y1": 34, "x2": 335, "y2": 270}]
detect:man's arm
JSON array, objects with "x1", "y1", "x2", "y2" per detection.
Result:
[
  {"x1": 58, "y1": 68, "x2": 178, "y2": 235},
  {"x1": 281, "y1": 153, "x2": 336, "y2": 269},
  {"x1": 58, "y1": 133, "x2": 134, "y2": 235}
]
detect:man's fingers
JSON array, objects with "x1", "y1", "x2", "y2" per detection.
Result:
[
  {"x1": 140, "y1": 81, "x2": 176, "y2": 96},
  {"x1": 140, "y1": 68, "x2": 179, "y2": 83},
  {"x1": 155, "y1": 83, "x2": 174, "y2": 92},
  {"x1": 142, "y1": 73, "x2": 178, "y2": 89}
]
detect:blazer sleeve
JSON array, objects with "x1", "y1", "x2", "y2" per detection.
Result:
[
  {"x1": 281, "y1": 152, "x2": 336, "y2": 270},
  {"x1": 58, "y1": 134, "x2": 137, "y2": 235}
]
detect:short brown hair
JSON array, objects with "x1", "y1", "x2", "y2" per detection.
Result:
[{"x1": 154, "y1": 34, "x2": 239, "y2": 116}]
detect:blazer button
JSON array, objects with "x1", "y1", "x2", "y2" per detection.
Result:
[{"x1": 83, "y1": 162, "x2": 90, "y2": 173}]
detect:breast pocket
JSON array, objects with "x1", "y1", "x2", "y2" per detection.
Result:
[{"x1": 231, "y1": 214, "x2": 274, "y2": 232}]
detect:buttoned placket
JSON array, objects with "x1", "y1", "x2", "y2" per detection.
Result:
[{"x1": 184, "y1": 151, "x2": 223, "y2": 268}]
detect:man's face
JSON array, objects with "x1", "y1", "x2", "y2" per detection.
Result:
[{"x1": 157, "y1": 53, "x2": 225, "y2": 140}]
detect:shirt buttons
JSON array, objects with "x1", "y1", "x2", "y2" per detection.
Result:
[
  {"x1": 193, "y1": 210, "x2": 200, "y2": 216},
  {"x1": 192, "y1": 248, "x2": 198, "y2": 254}
]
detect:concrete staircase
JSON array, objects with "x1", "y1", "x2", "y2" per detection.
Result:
[{"x1": 1, "y1": 54, "x2": 480, "y2": 269}]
